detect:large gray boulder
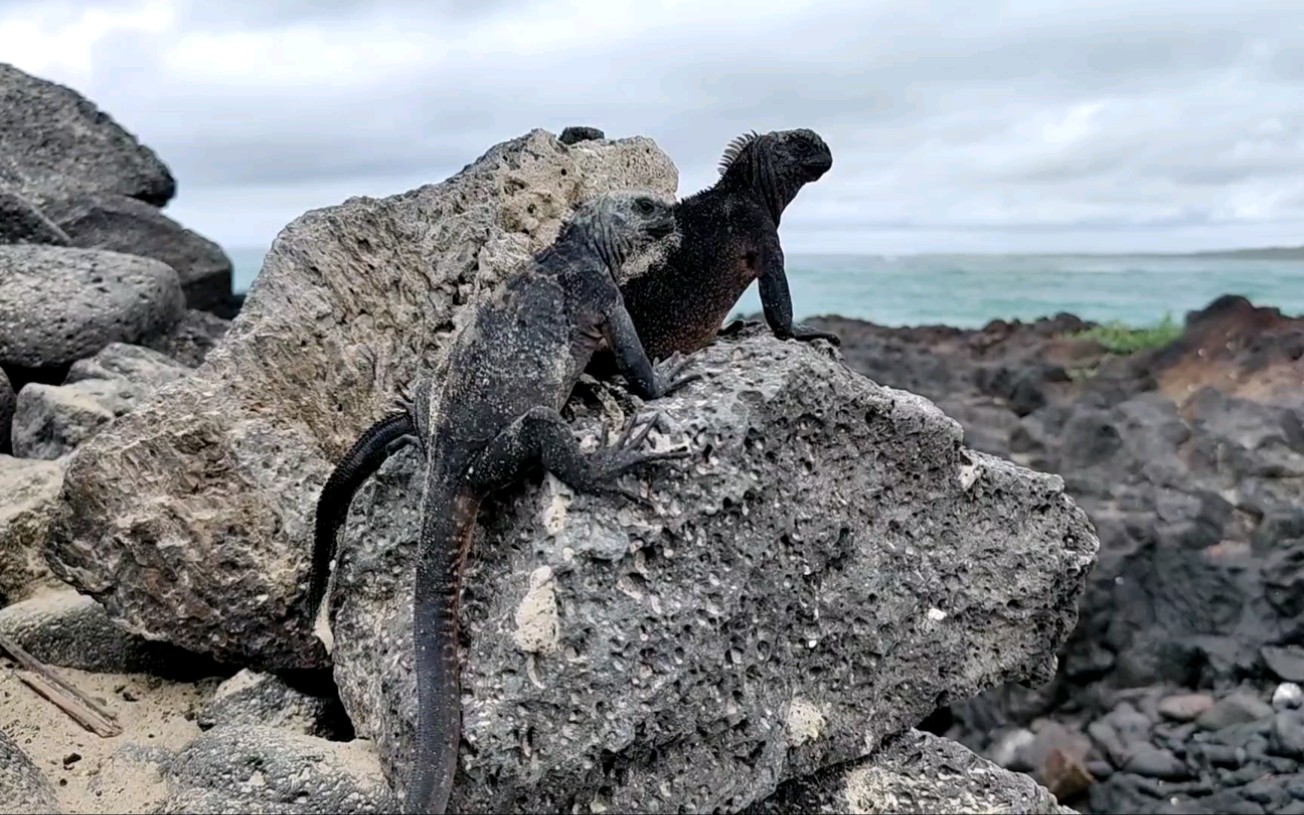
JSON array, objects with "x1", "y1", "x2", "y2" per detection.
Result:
[
  {"x1": 0, "y1": 245, "x2": 185, "y2": 371},
  {"x1": 0, "y1": 726, "x2": 60, "y2": 815},
  {"x1": 43, "y1": 194, "x2": 234, "y2": 313},
  {"x1": 0, "y1": 586, "x2": 222, "y2": 678},
  {"x1": 748, "y1": 729, "x2": 1073, "y2": 814},
  {"x1": 47, "y1": 129, "x2": 679, "y2": 669},
  {"x1": 325, "y1": 333, "x2": 1098, "y2": 812},
  {"x1": 12, "y1": 343, "x2": 191, "y2": 459},
  {"x1": 0, "y1": 188, "x2": 70, "y2": 246},
  {"x1": 0, "y1": 62, "x2": 175, "y2": 206},
  {"x1": 156, "y1": 726, "x2": 396, "y2": 814},
  {"x1": 195, "y1": 669, "x2": 349, "y2": 739}
]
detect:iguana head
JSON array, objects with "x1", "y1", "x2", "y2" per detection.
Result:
[
  {"x1": 568, "y1": 190, "x2": 677, "y2": 272},
  {"x1": 718, "y1": 128, "x2": 833, "y2": 224}
]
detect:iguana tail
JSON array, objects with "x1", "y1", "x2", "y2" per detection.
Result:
[
  {"x1": 406, "y1": 473, "x2": 481, "y2": 815},
  {"x1": 308, "y1": 412, "x2": 416, "y2": 619}
]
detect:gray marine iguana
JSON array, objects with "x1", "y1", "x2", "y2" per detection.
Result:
[
  {"x1": 308, "y1": 191, "x2": 698, "y2": 814},
  {"x1": 304, "y1": 129, "x2": 838, "y2": 575}
]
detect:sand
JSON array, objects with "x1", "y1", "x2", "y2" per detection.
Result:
[{"x1": 0, "y1": 657, "x2": 220, "y2": 815}]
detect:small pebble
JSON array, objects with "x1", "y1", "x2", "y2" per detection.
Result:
[
  {"x1": 1197, "y1": 743, "x2": 1244, "y2": 768},
  {"x1": 1271, "y1": 710, "x2": 1304, "y2": 759},
  {"x1": 1159, "y1": 693, "x2": 1215, "y2": 722},
  {"x1": 1274, "y1": 682, "x2": 1303, "y2": 711},
  {"x1": 1197, "y1": 693, "x2": 1275, "y2": 731},
  {"x1": 990, "y1": 728, "x2": 1035, "y2": 769},
  {"x1": 1086, "y1": 759, "x2": 1114, "y2": 779},
  {"x1": 1123, "y1": 745, "x2": 1190, "y2": 780}
]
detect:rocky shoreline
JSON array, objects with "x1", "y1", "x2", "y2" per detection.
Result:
[
  {"x1": 0, "y1": 60, "x2": 1299, "y2": 814},
  {"x1": 802, "y1": 298, "x2": 1304, "y2": 814}
]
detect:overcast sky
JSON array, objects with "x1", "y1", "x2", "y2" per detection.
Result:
[{"x1": 4, "y1": 0, "x2": 1304, "y2": 255}]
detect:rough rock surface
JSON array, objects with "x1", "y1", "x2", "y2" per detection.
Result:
[
  {"x1": 747, "y1": 729, "x2": 1073, "y2": 814},
  {"x1": 12, "y1": 343, "x2": 190, "y2": 459},
  {"x1": 0, "y1": 726, "x2": 61, "y2": 815},
  {"x1": 157, "y1": 726, "x2": 396, "y2": 814},
  {"x1": 0, "y1": 454, "x2": 63, "y2": 603},
  {"x1": 0, "y1": 188, "x2": 70, "y2": 246},
  {"x1": 0, "y1": 61, "x2": 175, "y2": 206},
  {"x1": 0, "y1": 587, "x2": 222, "y2": 678},
  {"x1": 44, "y1": 194, "x2": 234, "y2": 313},
  {"x1": 326, "y1": 332, "x2": 1097, "y2": 812},
  {"x1": 0, "y1": 366, "x2": 13, "y2": 451},
  {"x1": 0, "y1": 244, "x2": 185, "y2": 371},
  {"x1": 47, "y1": 128, "x2": 678, "y2": 670},
  {"x1": 801, "y1": 296, "x2": 1304, "y2": 813},
  {"x1": 153, "y1": 309, "x2": 232, "y2": 368},
  {"x1": 196, "y1": 669, "x2": 350, "y2": 739}
]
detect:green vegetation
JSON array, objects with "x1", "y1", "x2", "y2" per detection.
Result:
[{"x1": 1070, "y1": 313, "x2": 1182, "y2": 354}]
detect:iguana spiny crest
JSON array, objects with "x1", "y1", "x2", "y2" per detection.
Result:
[{"x1": 717, "y1": 128, "x2": 833, "y2": 225}]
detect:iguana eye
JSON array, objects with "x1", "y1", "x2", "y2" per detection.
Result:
[{"x1": 635, "y1": 198, "x2": 655, "y2": 214}]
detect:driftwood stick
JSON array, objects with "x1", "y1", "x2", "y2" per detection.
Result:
[{"x1": 0, "y1": 631, "x2": 122, "y2": 738}]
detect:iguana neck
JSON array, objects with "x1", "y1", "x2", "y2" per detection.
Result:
[
  {"x1": 720, "y1": 148, "x2": 797, "y2": 226},
  {"x1": 536, "y1": 223, "x2": 628, "y2": 280}
]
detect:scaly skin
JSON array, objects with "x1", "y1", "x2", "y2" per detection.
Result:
[
  {"x1": 590, "y1": 128, "x2": 838, "y2": 383},
  {"x1": 310, "y1": 191, "x2": 699, "y2": 814}
]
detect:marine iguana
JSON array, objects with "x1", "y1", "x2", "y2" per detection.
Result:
[
  {"x1": 603, "y1": 127, "x2": 840, "y2": 368},
  {"x1": 306, "y1": 128, "x2": 836, "y2": 618},
  {"x1": 308, "y1": 191, "x2": 698, "y2": 814}
]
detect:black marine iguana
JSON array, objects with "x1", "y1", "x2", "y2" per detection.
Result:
[
  {"x1": 604, "y1": 127, "x2": 840, "y2": 366},
  {"x1": 308, "y1": 191, "x2": 697, "y2": 814}
]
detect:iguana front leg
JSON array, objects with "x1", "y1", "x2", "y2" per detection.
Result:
[
  {"x1": 756, "y1": 236, "x2": 841, "y2": 347},
  {"x1": 601, "y1": 302, "x2": 702, "y2": 400}
]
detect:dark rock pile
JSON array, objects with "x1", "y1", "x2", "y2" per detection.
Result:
[
  {"x1": 808, "y1": 294, "x2": 1304, "y2": 814},
  {"x1": 0, "y1": 61, "x2": 236, "y2": 410}
]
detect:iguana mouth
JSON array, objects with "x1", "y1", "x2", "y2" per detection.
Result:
[
  {"x1": 649, "y1": 221, "x2": 675, "y2": 239},
  {"x1": 803, "y1": 155, "x2": 833, "y2": 176}
]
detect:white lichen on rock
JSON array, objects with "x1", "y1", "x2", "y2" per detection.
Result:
[
  {"x1": 787, "y1": 697, "x2": 827, "y2": 747},
  {"x1": 513, "y1": 566, "x2": 560, "y2": 654}
]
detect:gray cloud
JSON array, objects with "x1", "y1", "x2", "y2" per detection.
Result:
[{"x1": 3, "y1": 0, "x2": 1304, "y2": 253}]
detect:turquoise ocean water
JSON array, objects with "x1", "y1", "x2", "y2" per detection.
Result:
[{"x1": 229, "y1": 248, "x2": 1304, "y2": 329}]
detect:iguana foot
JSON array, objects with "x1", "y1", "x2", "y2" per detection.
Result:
[
  {"x1": 565, "y1": 412, "x2": 691, "y2": 506},
  {"x1": 465, "y1": 407, "x2": 689, "y2": 503},
  {"x1": 590, "y1": 412, "x2": 690, "y2": 474},
  {"x1": 651, "y1": 352, "x2": 702, "y2": 398},
  {"x1": 788, "y1": 324, "x2": 841, "y2": 346}
]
